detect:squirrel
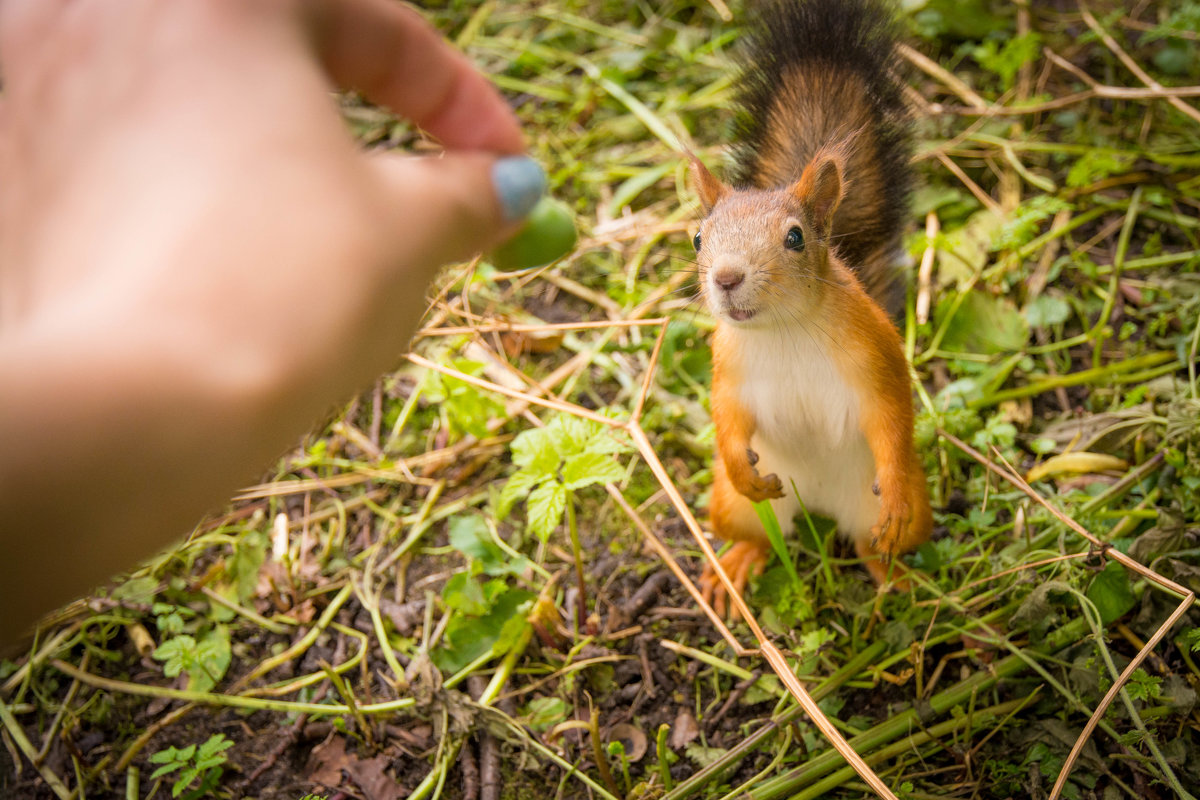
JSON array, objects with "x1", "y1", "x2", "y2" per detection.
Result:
[{"x1": 689, "y1": 0, "x2": 932, "y2": 615}]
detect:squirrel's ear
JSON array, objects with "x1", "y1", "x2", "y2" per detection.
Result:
[
  {"x1": 792, "y1": 155, "x2": 844, "y2": 231},
  {"x1": 689, "y1": 156, "x2": 730, "y2": 213}
]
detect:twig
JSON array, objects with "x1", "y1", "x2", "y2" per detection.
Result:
[
  {"x1": 916, "y1": 211, "x2": 939, "y2": 325},
  {"x1": 898, "y1": 43, "x2": 988, "y2": 110},
  {"x1": 407, "y1": 353, "x2": 619, "y2": 428},
  {"x1": 936, "y1": 432, "x2": 1200, "y2": 797},
  {"x1": 0, "y1": 698, "x2": 72, "y2": 799},
  {"x1": 417, "y1": 317, "x2": 669, "y2": 338},
  {"x1": 1078, "y1": 0, "x2": 1200, "y2": 125},
  {"x1": 50, "y1": 659, "x2": 415, "y2": 717},
  {"x1": 415, "y1": 318, "x2": 902, "y2": 798},
  {"x1": 1051, "y1": 595, "x2": 1196, "y2": 800},
  {"x1": 935, "y1": 152, "x2": 1002, "y2": 216}
]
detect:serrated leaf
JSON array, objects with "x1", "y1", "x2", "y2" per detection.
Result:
[
  {"x1": 550, "y1": 414, "x2": 593, "y2": 455},
  {"x1": 498, "y1": 468, "x2": 542, "y2": 519},
  {"x1": 150, "y1": 744, "x2": 194, "y2": 766},
  {"x1": 511, "y1": 427, "x2": 559, "y2": 475},
  {"x1": 526, "y1": 482, "x2": 567, "y2": 541},
  {"x1": 149, "y1": 762, "x2": 180, "y2": 781},
  {"x1": 189, "y1": 627, "x2": 231, "y2": 693},
  {"x1": 228, "y1": 531, "x2": 267, "y2": 605},
  {"x1": 584, "y1": 430, "x2": 634, "y2": 455},
  {"x1": 153, "y1": 636, "x2": 195, "y2": 678},
  {"x1": 561, "y1": 451, "x2": 625, "y2": 490}
]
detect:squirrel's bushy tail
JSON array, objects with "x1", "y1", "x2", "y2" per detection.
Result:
[{"x1": 730, "y1": 0, "x2": 912, "y2": 310}]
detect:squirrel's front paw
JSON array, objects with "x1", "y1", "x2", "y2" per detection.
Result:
[
  {"x1": 726, "y1": 448, "x2": 785, "y2": 502},
  {"x1": 749, "y1": 471, "x2": 784, "y2": 502},
  {"x1": 871, "y1": 499, "x2": 912, "y2": 556},
  {"x1": 737, "y1": 468, "x2": 784, "y2": 502}
]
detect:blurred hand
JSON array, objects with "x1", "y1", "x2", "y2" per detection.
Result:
[{"x1": 0, "y1": 0, "x2": 542, "y2": 645}]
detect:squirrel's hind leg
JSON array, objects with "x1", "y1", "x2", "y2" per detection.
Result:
[
  {"x1": 854, "y1": 535, "x2": 913, "y2": 589},
  {"x1": 701, "y1": 457, "x2": 773, "y2": 619}
]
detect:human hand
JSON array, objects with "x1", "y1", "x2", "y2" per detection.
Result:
[{"x1": 0, "y1": 0, "x2": 541, "y2": 643}]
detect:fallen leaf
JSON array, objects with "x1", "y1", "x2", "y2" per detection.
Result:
[
  {"x1": 306, "y1": 735, "x2": 348, "y2": 789},
  {"x1": 1026, "y1": 451, "x2": 1128, "y2": 483},
  {"x1": 607, "y1": 723, "x2": 648, "y2": 762},
  {"x1": 306, "y1": 735, "x2": 403, "y2": 800},
  {"x1": 669, "y1": 709, "x2": 700, "y2": 749}
]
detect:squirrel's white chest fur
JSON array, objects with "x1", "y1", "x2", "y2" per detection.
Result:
[{"x1": 731, "y1": 326, "x2": 880, "y2": 536}]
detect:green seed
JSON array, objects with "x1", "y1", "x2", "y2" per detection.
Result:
[{"x1": 489, "y1": 197, "x2": 577, "y2": 270}]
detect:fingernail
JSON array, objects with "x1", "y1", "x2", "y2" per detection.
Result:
[{"x1": 492, "y1": 156, "x2": 546, "y2": 222}]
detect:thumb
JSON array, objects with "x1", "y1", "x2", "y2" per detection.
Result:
[{"x1": 367, "y1": 151, "x2": 545, "y2": 268}]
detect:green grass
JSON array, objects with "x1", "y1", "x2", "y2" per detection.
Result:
[{"x1": 4, "y1": 1, "x2": 1200, "y2": 798}]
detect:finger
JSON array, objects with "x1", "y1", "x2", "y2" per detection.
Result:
[
  {"x1": 368, "y1": 150, "x2": 544, "y2": 266},
  {"x1": 302, "y1": 0, "x2": 523, "y2": 155}
]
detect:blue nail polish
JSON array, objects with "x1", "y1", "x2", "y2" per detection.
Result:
[{"x1": 492, "y1": 156, "x2": 546, "y2": 221}]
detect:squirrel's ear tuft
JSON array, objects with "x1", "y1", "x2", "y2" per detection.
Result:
[
  {"x1": 689, "y1": 156, "x2": 730, "y2": 214},
  {"x1": 792, "y1": 153, "x2": 844, "y2": 231}
]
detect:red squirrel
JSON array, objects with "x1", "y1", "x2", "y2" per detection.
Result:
[{"x1": 690, "y1": 0, "x2": 932, "y2": 615}]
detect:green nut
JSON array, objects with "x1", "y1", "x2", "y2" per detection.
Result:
[{"x1": 489, "y1": 197, "x2": 577, "y2": 270}]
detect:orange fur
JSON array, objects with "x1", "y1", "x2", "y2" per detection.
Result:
[{"x1": 693, "y1": 148, "x2": 931, "y2": 615}]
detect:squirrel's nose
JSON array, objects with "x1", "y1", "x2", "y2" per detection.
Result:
[{"x1": 714, "y1": 267, "x2": 745, "y2": 291}]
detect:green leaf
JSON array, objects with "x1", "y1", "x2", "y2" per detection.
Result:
[
  {"x1": 228, "y1": 531, "x2": 267, "y2": 605},
  {"x1": 432, "y1": 588, "x2": 534, "y2": 674},
  {"x1": 583, "y1": 430, "x2": 634, "y2": 456},
  {"x1": 685, "y1": 742, "x2": 728, "y2": 767},
  {"x1": 1124, "y1": 669, "x2": 1162, "y2": 702},
  {"x1": 448, "y1": 515, "x2": 494, "y2": 562},
  {"x1": 938, "y1": 210, "x2": 1004, "y2": 286},
  {"x1": 498, "y1": 468, "x2": 542, "y2": 519},
  {"x1": 448, "y1": 514, "x2": 528, "y2": 576},
  {"x1": 189, "y1": 627, "x2": 232, "y2": 693},
  {"x1": 149, "y1": 744, "x2": 193, "y2": 769},
  {"x1": 523, "y1": 697, "x2": 569, "y2": 732},
  {"x1": 1066, "y1": 150, "x2": 1136, "y2": 189},
  {"x1": 973, "y1": 32, "x2": 1042, "y2": 88},
  {"x1": 511, "y1": 427, "x2": 560, "y2": 475},
  {"x1": 153, "y1": 636, "x2": 197, "y2": 679},
  {"x1": 111, "y1": 575, "x2": 159, "y2": 604},
  {"x1": 561, "y1": 451, "x2": 625, "y2": 490},
  {"x1": 937, "y1": 290, "x2": 1029, "y2": 354},
  {"x1": 526, "y1": 482, "x2": 567, "y2": 541},
  {"x1": 993, "y1": 196, "x2": 1069, "y2": 251},
  {"x1": 549, "y1": 414, "x2": 595, "y2": 456},
  {"x1": 443, "y1": 572, "x2": 489, "y2": 616},
  {"x1": 1087, "y1": 561, "x2": 1137, "y2": 625},
  {"x1": 193, "y1": 734, "x2": 233, "y2": 770}
]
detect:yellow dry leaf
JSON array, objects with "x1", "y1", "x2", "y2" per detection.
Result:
[{"x1": 1026, "y1": 451, "x2": 1128, "y2": 483}]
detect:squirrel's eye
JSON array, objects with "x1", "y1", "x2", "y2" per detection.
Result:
[
  {"x1": 784, "y1": 227, "x2": 804, "y2": 251},
  {"x1": 693, "y1": 232, "x2": 702, "y2": 252}
]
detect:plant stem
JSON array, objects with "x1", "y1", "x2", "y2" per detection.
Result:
[
  {"x1": 565, "y1": 490, "x2": 588, "y2": 631},
  {"x1": 746, "y1": 617, "x2": 1088, "y2": 800}
]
